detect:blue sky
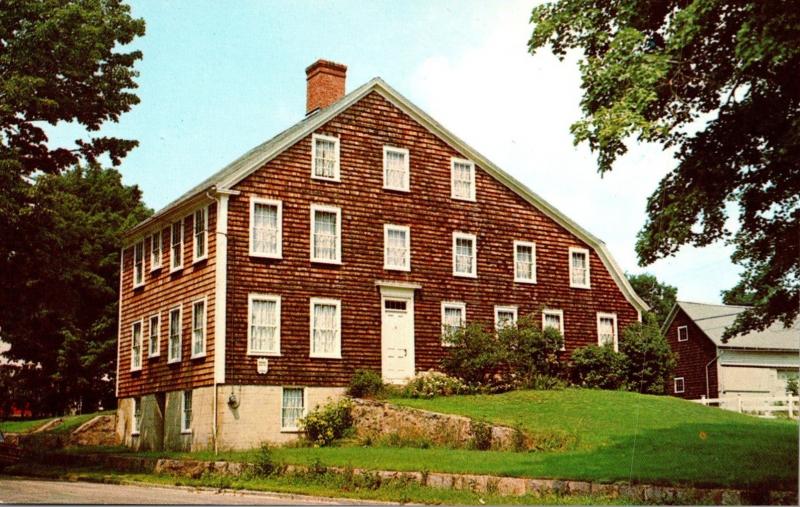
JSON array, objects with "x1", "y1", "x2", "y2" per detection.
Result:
[{"x1": 59, "y1": 0, "x2": 741, "y2": 304}]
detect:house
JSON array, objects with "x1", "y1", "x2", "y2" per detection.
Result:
[
  {"x1": 662, "y1": 301, "x2": 799, "y2": 400},
  {"x1": 115, "y1": 60, "x2": 648, "y2": 451}
]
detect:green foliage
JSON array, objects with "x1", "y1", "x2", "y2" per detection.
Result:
[
  {"x1": 401, "y1": 370, "x2": 469, "y2": 399},
  {"x1": 252, "y1": 443, "x2": 281, "y2": 477},
  {"x1": 440, "y1": 323, "x2": 502, "y2": 386},
  {"x1": 626, "y1": 273, "x2": 677, "y2": 326},
  {"x1": 529, "y1": 0, "x2": 800, "y2": 339},
  {"x1": 469, "y1": 420, "x2": 492, "y2": 451},
  {"x1": 347, "y1": 369, "x2": 385, "y2": 399},
  {"x1": 570, "y1": 345, "x2": 627, "y2": 390},
  {"x1": 525, "y1": 374, "x2": 568, "y2": 391},
  {"x1": 300, "y1": 398, "x2": 354, "y2": 447},
  {"x1": 785, "y1": 376, "x2": 799, "y2": 396},
  {"x1": 619, "y1": 317, "x2": 676, "y2": 395},
  {"x1": 497, "y1": 315, "x2": 564, "y2": 385}
]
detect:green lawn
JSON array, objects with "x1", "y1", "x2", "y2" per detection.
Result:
[
  {"x1": 0, "y1": 411, "x2": 110, "y2": 434},
  {"x1": 48, "y1": 411, "x2": 112, "y2": 434},
  {"x1": 0, "y1": 418, "x2": 54, "y2": 434}
]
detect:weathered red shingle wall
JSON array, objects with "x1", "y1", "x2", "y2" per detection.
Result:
[{"x1": 665, "y1": 308, "x2": 718, "y2": 399}]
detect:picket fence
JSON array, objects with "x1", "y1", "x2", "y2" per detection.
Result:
[{"x1": 694, "y1": 394, "x2": 799, "y2": 419}]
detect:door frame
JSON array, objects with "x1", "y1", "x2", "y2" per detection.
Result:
[{"x1": 379, "y1": 284, "x2": 417, "y2": 384}]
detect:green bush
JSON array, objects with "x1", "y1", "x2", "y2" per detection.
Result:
[
  {"x1": 524, "y1": 373, "x2": 568, "y2": 390},
  {"x1": 300, "y1": 398, "x2": 353, "y2": 447},
  {"x1": 786, "y1": 376, "x2": 799, "y2": 396},
  {"x1": 570, "y1": 345, "x2": 627, "y2": 389},
  {"x1": 401, "y1": 370, "x2": 469, "y2": 398},
  {"x1": 440, "y1": 323, "x2": 502, "y2": 386},
  {"x1": 497, "y1": 315, "x2": 564, "y2": 384},
  {"x1": 620, "y1": 316, "x2": 676, "y2": 394},
  {"x1": 252, "y1": 442, "x2": 281, "y2": 477},
  {"x1": 347, "y1": 369, "x2": 384, "y2": 398},
  {"x1": 469, "y1": 420, "x2": 492, "y2": 450}
]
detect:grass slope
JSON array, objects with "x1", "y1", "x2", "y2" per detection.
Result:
[{"x1": 0, "y1": 411, "x2": 110, "y2": 434}]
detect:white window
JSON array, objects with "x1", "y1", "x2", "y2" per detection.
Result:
[
  {"x1": 191, "y1": 298, "x2": 206, "y2": 358},
  {"x1": 677, "y1": 325, "x2": 688, "y2": 342},
  {"x1": 514, "y1": 241, "x2": 537, "y2": 283},
  {"x1": 248, "y1": 294, "x2": 281, "y2": 356},
  {"x1": 384, "y1": 224, "x2": 410, "y2": 271},
  {"x1": 133, "y1": 240, "x2": 144, "y2": 288},
  {"x1": 310, "y1": 298, "x2": 341, "y2": 358},
  {"x1": 148, "y1": 314, "x2": 160, "y2": 357},
  {"x1": 132, "y1": 397, "x2": 141, "y2": 435},
  {"x1": 674, "y1": 377, "x2": 685, "y2": 394},
  {"x1": 569, "y1": 247, "x2": 590, "y2": 288},
  {"x1": 310, "y1": 205, "x2": 341, "y2": 264},
  {"x1": 441, "y1": 301, "x2": 466, "y2": 345},
  {"x1": 383, "y1": 146, "x2": 409, "y2": 191},
  {"x1": 193, "y1": 207, "x2": 208, "y2": 262},
  {"x1": 311, "y1": 133, "x2": 340, "y2": 181},
  {"x1": 150, "y1": 231, "x2": 162, "y2": 271},
  {"x1": 130, "y1": 320, "x2": 143, "y2": 371},
  {"x1": 181, "y1": 390, "x2": 192, "y2": 433},
  {"x1": 281, "y1": 387, "x2": 305, "y2": 431},
  {"x1": 170, "y1": 219, "x2": 184, "y2": 272},
  {"x1": 542, "y1": 309, "x2": 565, "y2": 350},
  {"x1": 168, "y1": 307, "x2": 182, "y2": 363},
  {"x1": 451, "y1": 158, "x2": 475, "y2": 201},
  {"x1": 452, "y1": 232, "x2": 477, "y2": 278},
  {"x1": 597, "y1": 312, "x2": 618, "y2": 351},
  {"x1": 494, "y1": 306, "x2": 518, "y2": 331},
  {"x1": 250, "y1": 198, "x2": 282, "y2": 258}
]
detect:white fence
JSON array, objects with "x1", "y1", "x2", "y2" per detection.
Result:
[{"x1": 693, "y1": 394, "x2": 799, "y2": 418}]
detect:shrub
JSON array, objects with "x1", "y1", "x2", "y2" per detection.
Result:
[
  {"x1": 570, "y1": 345, "x2": 627, "y2": 389},
  {"x1": 469, "y1": 419, "x2": 492, "y2": 450},
  {"x1": 300, "y1": 398, "x2": 353, "y2": 447},
  {"x1": 252, "y1": 442, "x2": 280, "y2": 477},
  {"x1": 524, "y1": 373, "x2": 568, "y2": 390},
  {"x1": 401, "y1": 370, "x2": 468, "y2": 398},
  {"x1": 620, "y1": 316, "x2": 677, "y2": 394},
  {"x1": 440, "y1": 323, "x2": 503, "y2": 386},
  {"x1": 497, "y1": 315, "x2": 564, "y2": 384},
  {"x1": 786, "y1": 376, "x2": 799, "y2": 396},
  {"x1": 347, "y1": 369, "x2": 384, "y2": 398}
]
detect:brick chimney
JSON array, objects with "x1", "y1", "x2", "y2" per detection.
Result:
[{"x1": 305, "y1": 59, "x2": 347, "y2": 114}]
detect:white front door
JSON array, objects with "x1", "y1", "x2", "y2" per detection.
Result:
[{"x1": 381, "y1": 294, "x2": 415, "y2": 384}]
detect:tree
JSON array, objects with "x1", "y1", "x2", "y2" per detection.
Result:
[
  {"x1": 529, "y1": 1, "x2": 799, "y2": 340},
  {"x1": 0, "y1": 166, "x2": 151, "y2": 414},
  {"x1": 619, "y1": 315, "x2": 676, "y2": 395},
  {"x1": 626, "y1": 273, "x2": 677, "y2": 326}
]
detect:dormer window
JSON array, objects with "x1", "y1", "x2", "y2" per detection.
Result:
[
  {"x1": 311, "y1": 134, "x2": 340, "y2": 181},
  {"x1": 451, "y1": 158, "x2": 475, "y2": 201},
  {"x1": 383, "y1": 146, "x2": 409, "y2": 191}
]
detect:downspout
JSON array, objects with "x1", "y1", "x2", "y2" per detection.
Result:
[{"x1": 706, "y1": 349, "x2": 723, "y2": 399}]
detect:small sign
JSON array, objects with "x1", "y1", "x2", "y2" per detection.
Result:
[{"x1": 257, "y1": 358, "x2": 269, "y2": 374}]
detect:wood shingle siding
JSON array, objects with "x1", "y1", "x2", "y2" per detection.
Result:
[{"x1": 664, "y1": 308, "x2": 718, "y2": 399}]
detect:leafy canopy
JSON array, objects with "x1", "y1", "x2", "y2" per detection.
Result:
[
  {"x1": 626, "y1": 272, "x2": 677, "y2": 326},
  {"x1": 529, "y1": 0, "x2": 799, "y2": 339}
]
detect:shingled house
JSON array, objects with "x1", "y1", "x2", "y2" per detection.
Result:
[
  {"x1": 116, "y1": 60, "x2": 648, "y2": 451},
  {"x1": 662, "y1": 301, "x2": 799, "y2": 400}
]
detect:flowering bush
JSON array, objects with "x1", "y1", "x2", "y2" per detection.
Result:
[
  {"x1": 300, "y1": 397, "x2": 353, "y2": 447},
  {"x1": 401, "y1": 370, "x2": 469, "y2": 398}
]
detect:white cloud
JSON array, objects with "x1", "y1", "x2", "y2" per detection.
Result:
[{"x1": 407, "y1": 0, "x2": 740, "y2": 303}]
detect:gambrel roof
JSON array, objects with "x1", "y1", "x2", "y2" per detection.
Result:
[
  {"x1": 663, "y1": 301, "x2": 799, "y2": 351},
  {"x1": 126, "y1": 77, "x2": 649, "y2": 313}
]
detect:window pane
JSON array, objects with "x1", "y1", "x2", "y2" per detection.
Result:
[
  {"x1": 194, "y1": 209, "x2": 206, "y2": 258},
  {"x1": 253, "y1": 203, "x2": 279, "y2": 255},
  {"x1": 544, "y1": 313, "x2": 561, "y2": 330},
  {"x1": 453, "y1": 162, "x2": 473, "y2": 199},
  {"x1": 282, "y1": 388, "x2": 304, "y2": 428},
  {"x1": 314, "y1": 211, "x2": 338, "y2": 260},
  {"x1": 516, "y1": 245, "x2": 533, "y2": 279},
  {"x1": 385, "y1": 150, "x2": 407, "y2": 189},
  {"x1": 571, "y1": 252, "x2": 587, "y2": 285},
  {"x1": 455, "y1": 237, "x2": 474, "y2": 274},
  {"x1": 169, "y1": 310, "x2": 180, "y2": 360},
  {"x1": 312, "y1": 303, "x2": 338, "y2": 355},
  {"x1": 314, "y1": 138, "x2": 337, "y2": 178},
  {"x1": 250, "y1": 299, "x2": 278, "y2": 353},
  {"x1": 193, "y1": 301, "x2": 205, "y2": 355},
  {"x1": 183, "y1": 391, "x2": 192, "y2": 430},
  {"x1": 149, "y1": 316, "x2": 159, "y2": 355},
  {"x1": 132, "y1": 322, "x2": 141, "y2": 368},
  {"x1": 386, "y1": 228, "x2": 407, "y2": 268},
  {"x1": 599, "y1": 317, "x2": 615, "y2": 346}
]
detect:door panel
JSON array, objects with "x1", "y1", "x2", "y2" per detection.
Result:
[{"x1": 381, "y1": 296, "x2": 415, "y2": 383}]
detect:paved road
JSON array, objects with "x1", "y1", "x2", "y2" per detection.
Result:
[{"x1": 0, "y1": 477, "x2": 347, "y2": 504}]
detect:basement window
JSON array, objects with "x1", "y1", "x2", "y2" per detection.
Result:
[
  {"x1": 281, "y1": 387, "x2": 305, "y2": 431},
  {"x1": 132, "y1": 397, "x2": 141, "y2": 435},
  {"x1": 181, "y1": 390, "x2": 192, "y2": 434}
]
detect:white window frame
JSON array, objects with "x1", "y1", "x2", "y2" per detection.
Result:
[
  {"x1": 193, "y1": 206, "x2": 208, "y2": 263},
  {"x1": 513, "y1": 240, "x2": 537, "y2": 284},
  {"x1": 494, "y1": 305, "x2": 518, "y2": 331},
  {"x1": 596, "y1": 312, "x2": 619, "y2": 352},
  {"x1": 281, "y1": 387, "x2": 307, "y2": 432},
  {"x1": 170, "y1": 219, "x2": 184, "y2": 272},
  {"x1": 383, "y1": 146, "x2": 410, "y2": 191},
  {"x1": 132, "y1": 397, "x2": 141, "y2": 435},
  {"x1": 130, "y1": 319, "x2": 143, "y2": 372},
  {"x1": 249, "y1": 197, "x2": 283, "y2": 259},
  {"x1": 450, "y1": 157, "x2": 476, "y2": 201},
  {"x1": 150, "y1": 231, "x2": 162, "y2": 271},
  {"x1": 441, "y1": 301, "x2": 466, "y2": 346},
  {"x1": 677, "y1": 325, "x2": 688, "y2": 342},
  {"x1": 181, "y1": 390, "x2": 192, "y2": 434},
  {"x1": 383, "y1": 224, "x2": 411, "y2": 271},
  {"x1": 309, "y1": 298, "x2": 342, "y2": 359},
  {"x1": 310, "y1": 204, "x2": 342, "y2": 264},
  {"x1": 191, "y1": 297, "x2": 207, "y2": 359},
  {"x1": 247, "y1": 293, "x2": 281, "y2": 356},
  {"x1": 311, "y1": 133, "x2": 341, "y2": 182},
  {"x1": 674, "y1": 377, "x2": 685, "y2": 394},
  {"x1": 542, "y1": 309, "x2": 565, "y2": 351},
  {"x1": 132, "y1": 240, "x2": 145, "y2": 289},
  {"x1": 167, "y1": 306, "x2": 182, "y2": 364},
  {"x1": 568, "y1": 247, "x2": 591, "y2": 289},
  {"x1": 452, "y1": 232, "x2": 477, "y2": 278},
  {"x1": 148, "y1": 313, "x2": 160, "y2": 358}
]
